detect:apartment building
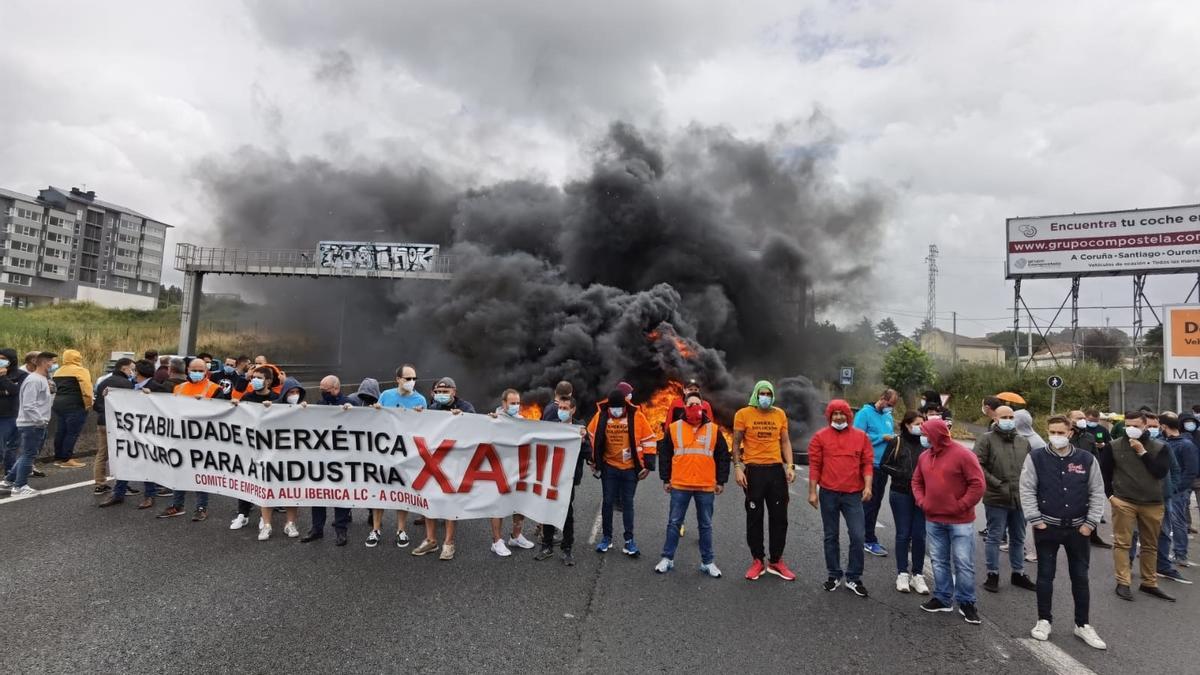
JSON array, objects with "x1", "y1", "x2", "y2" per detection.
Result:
[{"x1": 0, "y1": 186, "x2": 169, "y2": 309}]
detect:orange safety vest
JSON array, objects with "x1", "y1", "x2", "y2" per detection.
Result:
[
  {"x1": 668, "y1": 419, "x2": 719, "y2": 491},
  {"x1": 173, "y1": 379, "x2": 220, "y2": 398}
]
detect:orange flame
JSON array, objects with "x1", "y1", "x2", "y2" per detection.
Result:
[
  {"x1": 642, "y1": 380, "x2": 685, "y2": 439},
  {"x1": 520, "y1": 402, "x2": 543, "y2": 420},
  {"x1": 646, "y1": 327, "x2": 695, "y2": 360}
]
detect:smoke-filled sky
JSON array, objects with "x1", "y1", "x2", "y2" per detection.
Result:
[{"x1": 3, "y1": 0, "x2": 1200, "y2": 339}]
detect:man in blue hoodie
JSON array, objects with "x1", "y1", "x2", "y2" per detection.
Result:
[
  {"x1": 853, "y1": 389, "x2": 898, "y2": 557},
  {"x1": 1162, "y1": 414, "x2": 1199, "y2": 568}
]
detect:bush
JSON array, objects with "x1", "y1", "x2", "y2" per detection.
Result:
[{"x1": 882, "y1": 341, "x2": 935, "y2": 404}]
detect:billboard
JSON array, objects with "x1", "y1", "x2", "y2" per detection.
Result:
[
  {"x1": 1006, "y1": 204, "x2": 1200, "y2": 279},
  {"x1": 317, "y1": 241, "x2": 440, "y2": 272},
  {"x1": 1164, "y1": 304, "x2": 1200, "y2": 384}
]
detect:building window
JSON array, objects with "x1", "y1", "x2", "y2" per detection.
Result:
[
  {"x1": 79, "y1": 268, "x2": 96, "y2": 283},
  {"x1": 5, "y1": 273, "x2": 33, "y2": 287},
  {"x1": 41, "y1": 263, "x2": 60, "y2": 275},
  {"x1": 6, "y1": 257, "x2": 33, "y2": 270},
  {"x1": 97, "y1": 274, "x2": 106, "y2": 287}
]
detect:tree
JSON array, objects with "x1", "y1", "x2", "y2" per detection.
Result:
[
  {"x1": 851, "y1": 317, "x2": 877, "y2": 348},
  {"x1": 876, "y1": 317, "x2": 907, "y2": 348},
  {"x1": 1141, "y1": 324, "x2": 1163, "y2": 366},
  {"x1": 1078, "y1": 327, "x2": 1127, "y2": 367},
  {"x1": 158, "y1": 285, "x2": 183, "y2": 306},
  {"x1": 882, "y1": 340, "x2": 936, "y2": 403}
]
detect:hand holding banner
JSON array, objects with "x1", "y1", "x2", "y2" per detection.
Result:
[{"x1": 105, "y1": 390, "x2": 583, "y2": 527}]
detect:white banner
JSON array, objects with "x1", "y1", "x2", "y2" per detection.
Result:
[
  {"x1": 105, "y1": 390, "x2": 583, "y2": 527},
  {"x1": 1006, "y1": 204, "x2": 1200, "y2": 279}
]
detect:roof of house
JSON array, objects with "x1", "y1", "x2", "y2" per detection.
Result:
[
  {"x1": 927, "y1": 328, "x2": 1002, "y2": 350},
  {"x1": 0, "y1": 187, "x2": 41, "y2": 204},
  {"x1": 1032, "y1": 343, "x2": 1075, "y2": 357},
  {"x1": 43, "y1": 186, "x2": 170, "y2": 226}
]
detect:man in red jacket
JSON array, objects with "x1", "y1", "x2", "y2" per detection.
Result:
[
  {"x1": 913, "y1": 418, "x2": 986, "y2": 624},
  {"x1": 807, "y1": 399, "x2": 874, "y2": 597}
]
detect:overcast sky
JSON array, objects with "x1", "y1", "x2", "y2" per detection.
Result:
[{"x1": 2, "y1": 0, "x2": 1199, "y2": 337}]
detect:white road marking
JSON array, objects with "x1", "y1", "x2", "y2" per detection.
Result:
[
  {"x1": 0, "y1": 478, "x2": 95, "y2": 504},
  {"x1": 588, "y1": 509, "x2": 603, "y2": 545},
  {"x1": 1017, "y1": 638, "x2": 1097, "y2": 675}
]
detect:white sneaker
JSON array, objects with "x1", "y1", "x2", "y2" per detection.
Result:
[
  {"x1": 910, "y1": 574, "x2": 930, "y2": 595},
  {"x1": 699, "y1": 562, "x2": 722, "y2": 578},
  {"x1": 10, "y1": 485, "x2": 38, "y2": 496},
  {"x1": 1074, "y1": 624, "x2": 1107, "y2": 650},
  {"x1": 1031, "y1": 620, "x2": 1052, "y2": 641},
  {"x1": 257, "y1": 525, "x2": 272, "y2": 541},
  {"x1": 257, "y1": 517, "x2": 265, "y2": 531},
  {"x1": 654, "y1": 557, "x2": 675, "y2": 573},
  {"x1": 508, "y1": 534, "x2": 535, "y2": 550},
  {"x1": 0, "y1": 480, "x2": 13, "y2": 489},
  {"x1": 229, "y1": 514, "x2": 250, "y2": 530},
  {"x1": 896, "y1": 572, "x2": 911, "y2": 593},
  {"x1": 284, "y1": 522, "x2": 300, "y2": 538},
  {"x1": 491, "y1": 539, "x2": 512, "y2": 557}
]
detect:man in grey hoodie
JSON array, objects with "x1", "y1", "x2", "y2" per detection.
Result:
[
  {"x1": 348, "y1": 378, "x2": 381, "y2": 407},
  {"x1": 2, "y1": 351, "x2": 57, "y2": 495}
]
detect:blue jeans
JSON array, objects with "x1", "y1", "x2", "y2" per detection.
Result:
[
  {"x1": 53, "y1": 409, "x2": 87, "y2": 460},
  {"x1": 113, "y1": 480, "x2": 157, "y2": 499},
  {"x1": 0, "y1": 416, "x2": 18, "y2": 473},
  {"x1": 661, "y1": 489, "x2": 715, "y2": 564},
  {"x1": 171, "y1": 490, "x2": 209, "y2": 510},
  {"x1": 863, "y1": 470, "x2": 889, "y2": 544},
  {"x1": 6, "y1": 426, "x2": 46, "y2": 488},
  {"x1": 601, "y1": 466, "x2": 638, "y2": 541},
  {"x1": 984, "y1": 504, "x2": 1026, "y2": 574},
  {"x1": 820, "y1": 488, "x2": 866, "y2": 581},
  {"x1": 1169, "y1": 492, "x2": 1191, "y2": 560},
  {"x1": 889, "y1": 490, "x2": 926, "y2": 574},
  {"x1": 927, "y1": 521, "x2": 977, "y2": 605}
]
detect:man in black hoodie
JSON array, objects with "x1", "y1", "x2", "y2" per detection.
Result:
[{"x1": 0, "y1": 347, "x2": 28, "y2": 477}]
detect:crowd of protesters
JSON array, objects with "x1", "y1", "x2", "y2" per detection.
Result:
[{"x1": 3, "y1": 347, "x2": 1199, "y2": 653}]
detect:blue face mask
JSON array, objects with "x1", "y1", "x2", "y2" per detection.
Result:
[
  {"x1": 610, "y1": 406, "x2": 625, "y2": 418},
  {"x1": 188, "y1": 371, "x2": 205, "y2": 382},
  {"x1": 1148, "y1": 428, "x2": 1161, "y2": 439},
  {"x1": 557, "y1": 409, "x2": 571, "y2": 423},
  {"x1": 997, "y1": 419, "x2": 1016, "y2": 432},
  {"x1": 1087, "y1": 421, "x2": 1098, "y2": 428},
  {"x1": 433, "y1": 393, "x2": 452, "y2": 405},
  {"x1": 919, "y1": 436, "x2": 931, "y2": 449},
  {"x1": 506, "y1": 404, "x2": 521, "y2": 417},
  {"x1": 758, "y1": 395, "x2": 773, "y2": 409},
  {"x1": 48, "y1": 363, "x2": 59, "y2": 374},
  {"x1": 1186, "y1": 422, "x2": 1197, "y2": 433},
  {"x1": 881, "y1": 406, "x2": 894, "y2": 416},
  {"x1": 250, "y1": 377, "x2": 265, "y2": 391},
  {"x1": 223, "y1": 365, "x2": 235, "y2": 374},
  {"x1": 0, "y1": 359, "x2": 9, "y2": 368}
]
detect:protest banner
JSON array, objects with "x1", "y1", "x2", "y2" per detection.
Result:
[{"x1": 104, "y1": 390, "x2": 584, "y2": 527}]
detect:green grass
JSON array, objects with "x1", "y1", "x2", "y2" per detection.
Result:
[{"x1": 0, "y1": 302, "x2": 309, "y2": 377}]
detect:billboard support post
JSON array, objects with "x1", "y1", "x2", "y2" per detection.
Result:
[
  {"x1": 1070, "y1": 276, "x2": 1080, "y2": 364},
  {"x1": 1013, "y1": 280, "x2": 1021, "y2": 374}
]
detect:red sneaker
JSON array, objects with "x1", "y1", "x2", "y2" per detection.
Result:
[
  {"x1": 767, "y1": 559, "x2": 797, "y2": 581},
  {"x1": 745, "y1": 559, "x2": 767, "y2": 580}
]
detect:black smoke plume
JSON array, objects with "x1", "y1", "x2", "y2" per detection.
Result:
[{"x1": 198, "y1": 122, "x2": 886, "y2": 439}]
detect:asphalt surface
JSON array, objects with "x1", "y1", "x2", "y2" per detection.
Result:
[{"x1": 3, "y1": 453, "x2": 1198, "y2": 674}]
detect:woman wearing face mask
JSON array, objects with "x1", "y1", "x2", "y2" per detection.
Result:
[
  {"x1": 487, "y1": 389, "x2": 535, "y2": 556},
  {"x1": 253, "y1": 378, "x2": 305, "y2": 541},
  {"x1": 228, "y1": 367, "x2": 279, "y2": 533},
  {"x1": 881, "y1": 411, "x2": 930, "y2": 595}
]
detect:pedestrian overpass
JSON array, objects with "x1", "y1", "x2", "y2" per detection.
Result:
[{"x1": 173, "y1": 243, "x2": 456, "y2": 354}]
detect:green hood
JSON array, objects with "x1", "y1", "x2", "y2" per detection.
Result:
[{"x1": 748, "y1": 380, "x2": 775, "y2": 405}]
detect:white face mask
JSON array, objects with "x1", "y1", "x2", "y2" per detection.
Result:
[
  {"x1": 1074, "y1": 419, "x2": 1087, "y2": 429},
  {"x1": 1048, "y1": 435, "x2": 1070, "y2": 449},
  {"x1": 1125, "y1": 427, "x2": 1144, "y2": 440},
  {"x1": 909, "y1": 425, "x2": 923, "y2": 435},
  {"x1": 400, "y1": 379, "x2": 415, "y2": 393},
  {"x1": 831, "y1": 421, "x2": 848, "y2": 431},
  {"x1": 286, "y1": 393, "x2": 301, "y2": 404}
]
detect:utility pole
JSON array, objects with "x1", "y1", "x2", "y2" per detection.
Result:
[
  {"x1": 952, "y1": 311, "x2": 958, "y2": 363},
  {"x1": 925, "y1": 245, "x2": 939, "y2": 329}
]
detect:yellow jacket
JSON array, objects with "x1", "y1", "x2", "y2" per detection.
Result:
[{"x1": 52, "y1": 349, "x2": 93, "y2": 411}]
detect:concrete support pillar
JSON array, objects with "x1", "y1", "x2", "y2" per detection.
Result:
[{"x1": 178, "y1": 271, "x2": 203, "y2": 356}]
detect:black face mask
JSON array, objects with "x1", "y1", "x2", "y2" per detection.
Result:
[{"x1": 322, "y1": 392, "x2": 339, "y2": 404}]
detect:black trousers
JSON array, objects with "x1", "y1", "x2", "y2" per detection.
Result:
[
  {"x1": 311, "y1": 506, "x2": 352, "y2": 534},
  {"x1": 237, "y1": 499, "x2": 254, "y2": 517},
  {"x1": 1034, "y1": 525, "x2": 1090, "y2": 626},
  {"x1": 745, "y1": 464, "x2": 789, "y2": 563},
  {"x1": 541, "y1": 486, "x2": 577, "y2": 551}
]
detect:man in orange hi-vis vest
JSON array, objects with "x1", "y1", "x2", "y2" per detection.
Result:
[
  {"x1": 654, "y1": 392, "x2": 731, "y2": 578},
  {"x1": 160, "y1": 358, "x2": 220, "y2": 521}
]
